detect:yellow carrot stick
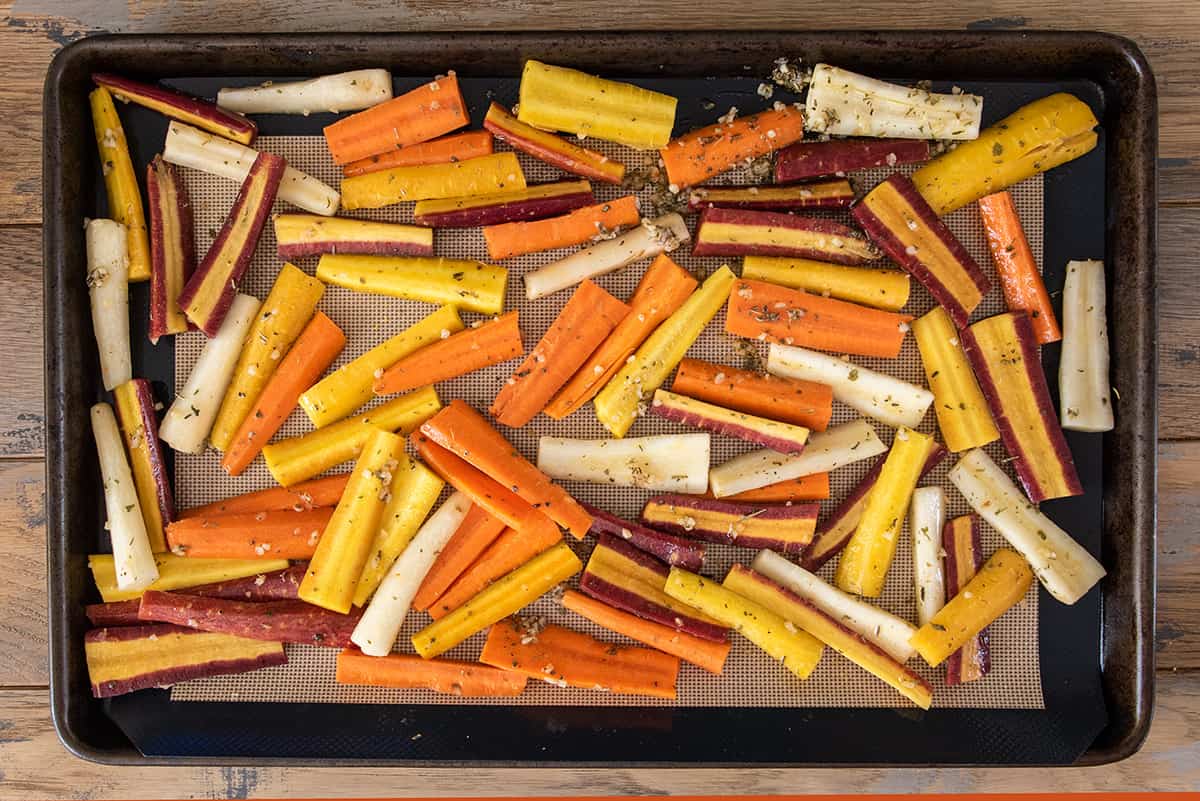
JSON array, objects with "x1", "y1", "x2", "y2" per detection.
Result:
[
  {"x1": 664, "y1": 567, "x2": 824, "y2": 680},
  {"x1": 88, "y1": 553, "x2": 289, "y2": 603},
  {"x1": 411, "y1": 542, "x2": 582, "y2": 658},
  {"x1": 316, "y1": 255, "x2": 507, "y2": 316},
  {"x1": 299, "y1": 429, "x2": 408, "y2": 613},
  {"x1": 835, "y1": 428, "x2": 936, "y2": 598},
  {"x1": 352, "y1": 455, "x2": 445, "y2": 606},
  {"x1": 90, "y1": 87, "x2": 151, "y2": 282},
  {"x1": 741, "y1": 256, "x2": 911, "y2": 312},
  {"x1": 209, "y1": 263, "x2": 325, "y2": 452},
  {"x1": 340, "y1": 152, "x2": 526, "y2": 210},
  {"x1": 263, "y1": 387, "x2": 441, "y2": 487},
  {"x1": 912, "y1": 306, "x2": 999, "y2": 452},
  {"x1": 594, "y1": 265, "x2": 736, "y2": 437},
  {"x1": 299, "y1": 305, "x2": 463, "y2": 428},
  {"x1": 910, "y1": 548, "x2": 1033, "y2": 667}
]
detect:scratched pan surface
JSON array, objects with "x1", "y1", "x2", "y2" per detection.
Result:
[{"x1": 42, "y1": 31, "x2": 1156, "y2": 766}]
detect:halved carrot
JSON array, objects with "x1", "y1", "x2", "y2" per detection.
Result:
[
  {"x1": 545, "y1": 254, "x2": 698, "y2": 420},
  {"x1": 412, "y1": 505, "x2": 507, "y2": 611},
  {"x1": 426, "y1": 525, "x2": 561, "y2": 619},
  {"x1": 165, "y1": 508, "x2": 334, "y2": 559},
  {"x1": 659, "y1": 107, "x2": 806, "y2": 189},
  {"x1": 374, "y1": 311, "x2": 524, "y2": 396},
  {"x1": 725, "y1": 278, "x2": 913, "y2": 359},
  {"x1": 561, "y1": 590, "x2": 730, "y2": 674},
  {"x1": 490, "y1": 280, "x2": 630, "y2": 427},
  {"x1": 483, "y1": 196, "x2": 640, "y2": 260},
  {"x1": 672, "y1": 357, "x2": 833, "y2": 431},
  {"x1": 323, "y1": 74, "x2": 469, "y2": 165},
  {"x1": 179, "y1": 475, "x2": 350, "y2": 519},
  {"x1": 480, "y1": 618, "x2": 680, "y2": 699},
  {"x1": 977, "y1": 190, "x2": 1062, "y2": 344},
  {"x1": 701, "y1": 472, "x2": 830, "y2": 502},
  {"x1": 413, "y1": 433, "x2": 560, "y2": 542},
  {"x1": 341, "y1": 131, "x2": 494, "y2": 177},
  {"x1": 335, "y1": 647, "x2": 527, "y2": 696},
  {"x1": 221, "y1": 312, "x2": 347, "y2": 477},
  {"x1": 420, "y1": 399, "x2": 592, "y2": 539}
]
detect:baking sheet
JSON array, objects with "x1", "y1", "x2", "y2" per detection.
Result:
[{"x1": 169, "y1": 135, "x2": 1044, "y2": 710}]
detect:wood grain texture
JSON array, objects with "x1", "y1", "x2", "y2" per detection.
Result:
[
  {"x1": 1158, "y1": 206, "x2": 1200, "y2": 440},
  {"x1": 0, "y1": 228, "x2": 44, "y2": 457},
  {"x1": 0, "y1": 674, "x2": 1197, "y2": 796}
]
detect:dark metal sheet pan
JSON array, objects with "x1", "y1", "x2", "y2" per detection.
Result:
[{"x1": 43, "y1": 30, "x2": 1156, "y2": 767}]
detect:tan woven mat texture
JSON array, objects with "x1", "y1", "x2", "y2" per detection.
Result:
[{"x1": 171, "y1": 133, "x2": 1044, "y2": 709}]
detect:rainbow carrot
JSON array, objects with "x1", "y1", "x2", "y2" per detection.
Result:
[
  {"x1": 483, "y1": 196, "x2": 641, "y2": 260},
  {"x1": 413, "y1": 505, "x2": 508, "y2": 611},
  {"x1": 545, "y1": 254, "x2": 697, "y2": 420},
  {"x1": 725, "y1": 278, "x2": 913, "y2": 359},
  {"x1": 480, "y1": 618, "x2": 680, "y2": 699},
  {"x1": 180, "y1": 475, "x2": 349, "y2": 519},
  {"x1": 671, "y1": 357, "x2": 833, "y2": 432},
  {"x1": 221, "y1": 312, "x2": 346, "y2": 476},
  {"x1": 89, "y1": 86, "x2": 151, "y2": 282},
  {"x1": 165, "y1": 508, "x2": 333, "y2": 560},
  {"x1": 342, "y1": 131, "x2": 495, "y2": 177},
  {"x1": 426, "y1": 525, "x2": 561, "y2": 620},
  {"x1": 324, "y1": 74, "x2": 469, "y2": 165},
  {"x1": 373, "y1": 312, "x2": 524, "y2": 395},
  {"x1": 977, "y1": 190, "x2": 1062, "y2": 344},
  {"x1": 700, "y1": 472, "x2": 830, "y2": 503},
  {"x1": 335, "y1": 648, "x2": 527, "y2": 696},
  {"x1": 659, "y1": 107, "x2": 806, "y2": 189},
  {"x1": 561, "y1": 590, "x2": 731, "y2": 674},
  {"x1": 490, "y1": 280, "x2": 630, "y2": 428},
  {"x1": 483, "y1": 102, "x2": 626, "y2": 184},
  {"x1": 420, "y1": 400, "x2": 593, "y2": 539}
]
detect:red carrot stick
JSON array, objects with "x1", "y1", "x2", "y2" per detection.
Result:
[
  {"x1": 137, "y1": 590, "x2": 360, "y2": 647},
  {"x1": 373, "y1": 311, "x2": 524, "y2": 395}
]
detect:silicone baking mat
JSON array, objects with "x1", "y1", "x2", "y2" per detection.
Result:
[{"x1": 170, "y1": 135, "x2": 1044, "y2": 709}]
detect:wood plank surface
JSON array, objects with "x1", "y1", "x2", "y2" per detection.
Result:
[{"x1": 0, "y1": 1, "x2": 1196, "y2": 795}]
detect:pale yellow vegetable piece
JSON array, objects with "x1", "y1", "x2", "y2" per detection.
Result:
[
  {"x1": 912, "y1": 306, "x2": 999, "y2": 452},
  {"x1": 88, "y1": 553, "x2": 289, "y2": 603},
  {"x1": 741, "y1": 256, "x2": 911, "y2": 312},
  {"x1": 90, "y1": 87, "x2": 151, "y2": 282},
  {"x1": 316, "y1": 255, "x2": 506, "y2": 315}
]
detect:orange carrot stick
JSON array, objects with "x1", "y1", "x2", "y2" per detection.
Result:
[
  {"x1": 220, "y1": 312, "x2": 346, "y2": 477},
  {"x1": 545, "y1": 254, "x2": 698, "y2": 419},
  {"x1": 701, "y1": 472, "x2": 830, "y2": 502},
  {"x1": 414, "y1": 433, "x2": 560, "y2": 541},
  {"x1": 725, "y1": 278, "x2": 913, "y2": 359},
  {"x1": 672, "y1": 357, "x2": 833, "y2": 431},
  {"x1": 426, "y1": 525, "x2": 560, "y2": 619},
  {"x1": 323, "y1": 75, "x2": 469, "y2": 165},
  {"x1": 977, "y1": 190, "x2": 1062, "y2": 344},
  {"x1": 420, "y1": 399, "x2": 592, "y2": 539},
  {"x1": 342, "y1": 131, "x2": 494, "y2": 177},
  {"x1": 179, "y1": 475, "x2": 350, "y2": 519},
  {"x1": 480, "y1": 618, "x2": 680, "y2": 699},
  {"x1": 412, "y1": 505, "x2": 507, "y2": 611},
  {"x1": 490, "y1": 280, "x2": 630, "y2": 427},
  {"x1": 373, "y1": 311, "x2": 524, "y2": 396},
  {"x1": 659, "y1": 107, "x2": 806, "y2": 189},
  {"x1": 561, "y1": 589, "x2": 730, "y2": 674},
  {"x1": 165, "y1": 508, "x2": 334, "y2": 559},
  {"x1": 335, "y1": 647, "x2": 527, "y2": 696},
  {"x1": 482, "y1": 196, "x2": 641, "y2": 260}
]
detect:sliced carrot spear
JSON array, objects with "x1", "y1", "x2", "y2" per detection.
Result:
[
  {"x1": 335, "y1": 648, "x2": 527, "y2": 696},
  {"x1": 659, "y1": 107, "x2": 806, "y2": 190},
  {"x1": 165, "y1": 508, "x2": 334, "y2": 559},
  {"x1": 420, "y1": 399, "x2": 593, "y2": 539},
  {"x1": 490, "y1": 280, "x2": 630, "y2": 427},
  {"x1": 179, "y1": 475, "x2": 350, "y2": 519},
  {"x1": 221, "y1": 312, "x2": 347, "y2": 476},
  {"x1": 701, "y1": 472, "x2": 830, "y2": 503},
  {"x1": 426, "y1": 525, "x2": 561, "y2": 619},
  {"x1": 413, "y1": 433, "x2": 560, "y2": 542},
  {"x1": 374, "y1": 312, "x2": 524, "y2": 396},
  {"x1": 561, "y1": 590, "x2": 731, "y2": 675},
  {"x1": 977, "y1": 190, "x2": 1062, "y2": 344},
  {"x1": 672, "y1": 357, "x2": 833, "y2": 432},
  {"x1": 342, "y1": 131, "x2": 494, "y2": 177},
  {"x1": 483, "y1": 196, "x2": 640, "y2": 260},
  {"x1": 480, "y1": 618, "x2": 680, "y2": 699},
  {"x1": 323, "y1": 74, "x2": 469, "y2": 165},
  {"x1": 725, "y1": 278, "x2": 913, "y2": 359},
  {"x1": 412, "y1": 505, "x2": 507, "y2": 611},
  {"x1": 546, "y1": 254, "x2": 698, "y2": 420}
]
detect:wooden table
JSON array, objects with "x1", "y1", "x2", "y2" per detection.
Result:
[{"x1": 1, "y1": 3, "x2": 1197, "y2": 797}]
